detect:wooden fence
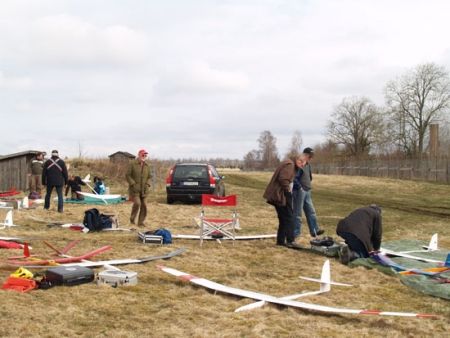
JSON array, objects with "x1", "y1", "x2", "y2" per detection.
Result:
[{"x1": 313, "y1": 157, "x2": 450, "y2": 183}]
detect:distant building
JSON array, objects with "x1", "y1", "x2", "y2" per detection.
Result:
[
  {"x1": 0, "y1": 150, "x2": 45, "y2": 191},
  {"x1": 108, "y1": 151, "x2": 135, "y2": 163}
]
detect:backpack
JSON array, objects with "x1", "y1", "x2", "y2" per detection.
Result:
[
  {"x1": 99, "y1": 214, "x2": 113, "y2": 229},
  {"x1": 83, "y1": 208, "x2": 101, "y2": 231},
  {"x1": 153, "y1": 228, "x2": 172, "y2": 244}
]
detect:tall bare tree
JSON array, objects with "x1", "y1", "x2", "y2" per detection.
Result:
[
  {"x1": 285, "y1": 130, "x2": 303, "y2": 159},
  {"x1": 385, "y1": 63, "x2": 450, "y2": 156},
  {"x1": 258, "y1": 130, "x2": 279, "y2": 168},
  {"x1": 327, "y1": 96, "x2": 384, "y2": 157},
  {"x1": 243, "y1": 149, "x2": 261, "y2": 170}
]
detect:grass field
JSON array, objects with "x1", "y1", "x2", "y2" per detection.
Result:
[{"x1": 1, "y1": 171, "x2": 449, "y2": 337}]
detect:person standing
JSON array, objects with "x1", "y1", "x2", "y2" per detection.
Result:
[
  {"x1": 336, "y1": 205, "x2": 382, "y2": 264},
  {"x1": 42, "y1": 150, "x2": 68, "y2": 212},
  {"x1": 293, "y1": 147, "x2": 324, "y2": 238},
  {"x1": 126, "y1": 149, "x2": 152, "y2": 226},
  {"x1": 263, "y1": 155, "x2": 304, "y2": 248},
  {"x1": 65, "y1": 175, "x2": 86, "y2": 200},
  {"x1": 29, "y1": 152, "x2": 45, "y2": 198}
]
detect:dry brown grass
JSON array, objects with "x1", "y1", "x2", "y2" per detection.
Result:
[{"x1": 0, "y1": 171, "x2": 449, "y2": 337}]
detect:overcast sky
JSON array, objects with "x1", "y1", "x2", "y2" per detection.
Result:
[{"x1": 1, "y1": 0, "x2": 450, "y2": 159}]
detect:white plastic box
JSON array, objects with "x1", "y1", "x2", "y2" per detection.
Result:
[{"x1": 97, "y1": 270, "x2": 138, "y2": 287}]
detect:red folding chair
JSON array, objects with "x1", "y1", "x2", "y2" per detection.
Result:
[{"x1": 199, "y1": 194, "x2": 238, "y2": 246}]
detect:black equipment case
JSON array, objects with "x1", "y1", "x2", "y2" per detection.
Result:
[{"x1": 45, "y1": 266, "x2": 95, "y2": 286}]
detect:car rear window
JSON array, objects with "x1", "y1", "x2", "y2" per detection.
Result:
[{"x1": 173, "y1": 165, "x2": 208, "y2": 180}]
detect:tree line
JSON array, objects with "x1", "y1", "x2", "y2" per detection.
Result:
[{"x1": 244, "y1": 62, "x2": 450, "y2": 170}]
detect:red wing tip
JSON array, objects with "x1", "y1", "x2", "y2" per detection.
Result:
[
  {"x1": 360, "y1": 310, "x2": 382, "y2": 315},
  {"x1": 416, "y1": 313, "x2": 438, "y2": 319},
  {"x1": 156, "y1": 264, "x2": 165, "y2": 270}
]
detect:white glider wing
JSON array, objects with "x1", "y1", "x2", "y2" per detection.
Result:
[{"x1": 158, "y1": 265, "x2": 435, "y2": 318}]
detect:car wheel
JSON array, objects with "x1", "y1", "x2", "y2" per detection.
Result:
[{"x1": 167, "y1": 196, "x2": 174, "y2": 204}]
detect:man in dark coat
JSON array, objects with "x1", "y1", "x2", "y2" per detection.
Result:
[
  {"x1": 42, "y1": 150, "x2": 68, "y2": 212},
  {"x1": 263, "y1": 155, "x2": 304, "y2": 248},
  {"x1": 336, "y1": 205, "x2": 382, "y2": 264}
]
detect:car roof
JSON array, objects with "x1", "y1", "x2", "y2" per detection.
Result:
[{"x1": 175, "y1": 163, "x2": 211, "y2": 166}]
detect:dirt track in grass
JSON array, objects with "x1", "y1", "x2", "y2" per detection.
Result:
[{"x1": 0, "y1": 171, "x2": 449, "y2": 337}]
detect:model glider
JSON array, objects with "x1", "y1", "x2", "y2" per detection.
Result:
[
  {"x1": 157, "y1": 265, "x2": 436, "y2": 318},
  {"x1": 81, "y1": 174, "x2": 109, "y2": 204},
  {"x1": 6, "y1": 243, "x2": 112, "y2": 267},
  {"x1": 235, "y1": 260, "x2": 352, "y2": 312},
  {"x1": 0, "y1": 209, "x2": 18, "y2": 229},
  {"x1": 0, "y1": 188, "x2": 20, "y2": 197},
  {"x1": 171, "y1": 234, "x2": 276, "y2": 241},
  {"x1": 371, "y1": 252, "x2": 450, "y2": 278},
  {"x1": 10, "y1": 240, "x2": 186, "y2": 268},
  {"x1": 0, "y1": 240, "x2": 27, "y2": 250},
  {"x1": 380, "y1": 234, "x2": 445, "y2": 264}
]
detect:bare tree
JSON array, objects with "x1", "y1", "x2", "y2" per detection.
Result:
[
  {"x1": 243, "y1": 149, "x2": 261, "y2": 170},
  {"x1": 327, "y1": 96, "x2": 384, "y2": 157},
  {"x1": 258, "y1": 130, "x2": 280, "y2": 168},
  {"x1": 285, "y1": 130, "x2": 303, "y2": 159},
  {"x1": 385, "y1": 63, "x2": 450, "y2": 157}
]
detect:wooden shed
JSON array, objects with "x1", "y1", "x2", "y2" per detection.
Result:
[
  {"x1": 108, "y1": 151, "x2": 135, "y2": 163},
  {"x1": 0, "y1": 150, "x2": 45, "y2": 191}
]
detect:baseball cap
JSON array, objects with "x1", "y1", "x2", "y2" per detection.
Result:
[
  {"x1": 303, "y1": 147, "x2": 314, "y2": 156},
  {"x1": 138, "y1": 149, "x2": 148, "y2": 156}
]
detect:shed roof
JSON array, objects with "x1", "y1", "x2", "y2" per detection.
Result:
[
  {"x1": 108, "y1": 151, "x2": 135, "y2": 158},
  {"x1": 0, "y1": 150, "x2": 45, "y2": 161}
]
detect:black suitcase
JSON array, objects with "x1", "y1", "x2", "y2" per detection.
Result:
[{"x1": 45, "y1": 266, "x2": 94, "y2": 286}]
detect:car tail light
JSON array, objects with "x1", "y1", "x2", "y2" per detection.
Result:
[
  {"x1": 208, "y1": 169, "x2": 216, "y2": 188},
  {"x1": 166, "y1": 167, "x2": 174, "y2": 187}
]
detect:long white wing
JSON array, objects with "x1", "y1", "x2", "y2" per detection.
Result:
[{"x1": 158, "y1": 265, "x2": 435, "y2": 318}]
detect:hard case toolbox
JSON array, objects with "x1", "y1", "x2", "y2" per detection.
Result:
[
  {"x1": 45, "y1": 266, "x2": 95, "y2": 286},
  {"x1": 138, "y1": 231, "x2": 163, "y2": 245},
  {"x1": 97, "y1": 270, "x2": 138, "y2": 287}
]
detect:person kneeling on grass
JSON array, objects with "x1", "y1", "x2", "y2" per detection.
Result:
[{"x1": 336, "y1": 205, "x2": 382, "y2": 264}]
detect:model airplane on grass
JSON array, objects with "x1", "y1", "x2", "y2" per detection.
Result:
[
  {"x1": 380, "y1": 233, "x2": 445, "y2": 264},
  {"x1": 234, "y1": 260, "x2": 352, "y2": 312},
  {"x1": 157, "y1": 263, "x2": 436, "y2": 318},
  {"x1": 4, "y1": 240, "x2": 186, "y2": 269},
  {"x1": 0, "y1": 209, "x2": 18, "y2": 229},
  {"x1": 371, "y1": 252, "x2": 450, "y2": 282},
  {"x1": 6, "y1": 242, "x2": 112, "y2": 267}
]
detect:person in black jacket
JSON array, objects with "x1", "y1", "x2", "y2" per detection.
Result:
[
  {"x1": 65, "y1": 175, "x2": 86, "y2": 200},
  {"x1": 42, "y1": 150, "x2": 68, "y2": 212},
  {"x1": 336, "y1": 205, "x2": 382, "y2": 264}
]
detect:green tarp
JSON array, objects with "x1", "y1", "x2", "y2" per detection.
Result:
[
  {"x1": 349, "y1": 239, "x2": 449, "y2": 300},
  {"x1": 64, "y1": 197, "x2": 125, "y2": 205}
]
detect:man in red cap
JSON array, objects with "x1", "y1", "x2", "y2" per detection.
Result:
[{"x1": 126, "y1": 149, "x2": 152, "y2": 226}]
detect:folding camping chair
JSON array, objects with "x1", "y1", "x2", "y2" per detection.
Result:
[{"x1": 198, "y1": 194, "x2": 238, "y2": 246}]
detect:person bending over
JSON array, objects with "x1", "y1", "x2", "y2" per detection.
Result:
[{"x1": 336, "y1": 204, "x2": 382, "y2": 264}]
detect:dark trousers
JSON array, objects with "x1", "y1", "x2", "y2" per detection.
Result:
[
  {"x1": 337, "y1": 231, "x2": 369, "y2": 258},
  {"x1": 275, "y1": 204, "x2": 295, "y2": 245},
  {"x1": 44, "y1": 185, "x2": 64, "y2": 212}
]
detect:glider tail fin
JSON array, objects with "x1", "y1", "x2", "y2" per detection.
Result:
[
  {"x1": 5, "y1": 210, "x2": 14, "y2": 227},
  {"x1": 23, "y1": 242, "x2": 30, "y2": 258},
  {"x1": 427, "y1": 233, "x2": 438, "y2": 251},
  {"x1": 445, "y1": 253, "x2": 450, "y2": 268},
  {"x1": 319, "y1": 259, "x2": 331, "y2": 292}
]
